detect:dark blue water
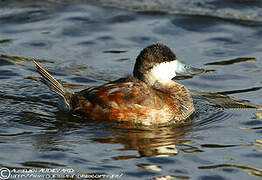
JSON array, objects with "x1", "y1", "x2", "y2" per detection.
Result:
[{"x1": 0, "y1": 0, "x2": 262, "y2": 179}]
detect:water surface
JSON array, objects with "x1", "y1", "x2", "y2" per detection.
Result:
[{"x1": 0, "y1": 0, "x2": 262, "y2": 179}]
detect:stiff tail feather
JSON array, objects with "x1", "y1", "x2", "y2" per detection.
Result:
[{"x1": 33, "y1": 60, "x2": 72, "y2": 112}]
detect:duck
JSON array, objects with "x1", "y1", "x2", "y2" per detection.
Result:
[{"x1": 34, "y1": 43, "x2": 204, "y2": 126}]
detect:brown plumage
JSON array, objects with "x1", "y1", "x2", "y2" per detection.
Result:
[{"x1": 68, "y1": 76, "x2": 194, "y2": 125}]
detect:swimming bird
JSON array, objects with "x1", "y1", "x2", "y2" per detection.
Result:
[{"x1": 34, "y1": 43, "x2": 204, "y2": 126}]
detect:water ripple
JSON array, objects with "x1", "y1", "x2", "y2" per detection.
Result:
[
  {"x1": 198, "y1": 164, "x2": 262, "y2": 178},
  {"x1": 0, "y1": 10, "x2": 55, "y2": 24}
]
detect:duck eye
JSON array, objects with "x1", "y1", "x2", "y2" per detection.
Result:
[{"x1": 162, "y1": 57, "x2": 168, "y2": 61}]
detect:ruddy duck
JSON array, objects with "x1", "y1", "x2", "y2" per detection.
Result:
[{"x1": 34, "y1": 43, "x2": 204, "y2": 126}]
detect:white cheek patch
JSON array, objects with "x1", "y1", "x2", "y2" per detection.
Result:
[{"x1": 147, "y1": 60, "x2": 178, "y2": 85}]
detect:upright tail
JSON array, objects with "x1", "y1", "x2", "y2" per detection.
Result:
[{"x1": 33, "y1": 60, "x2": 72, "y2": 112}]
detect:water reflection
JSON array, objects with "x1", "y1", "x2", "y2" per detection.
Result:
[
  {"x1": 254, "y1": 112, "x2": 262, "y2": 119},
  {"x1": 199, "y1": 164, "x2": 262, "y2": 178},
  {"x1": 92, "y1": 123, "x2": 194, "y2": 158},
  {"x1": 103, "y1": 50, "x2": 127, "y2": 54},
  {"x1": 0, "y1": 54, "x2": 54, "y2": 66},
  {"x1": 217, "y1": 87, "x2": 262, "y2": 96},
  {"x1": 192, "y1": 90, "x2": 262, "y2": 110},
  {"x1": 0, "y1": 39, "x2": 12, "y2": 44},
  {"x1": 205, "y1": 57, "x2": 258, "y2": 66}
]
